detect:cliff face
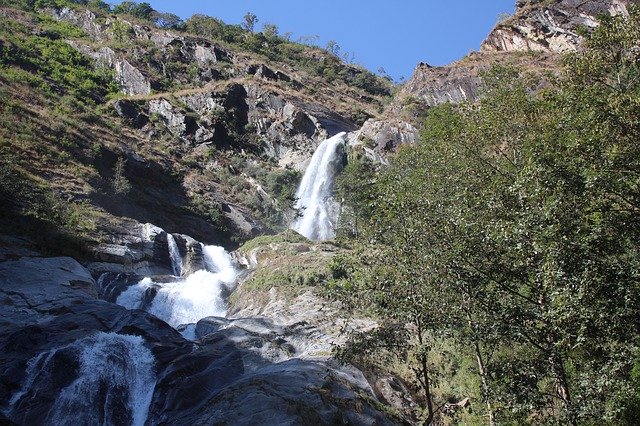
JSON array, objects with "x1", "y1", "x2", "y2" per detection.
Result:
[
  {"x1": 373, "y1": 0, "x2": 635, "y2": 151},
  {"x1": 482, "y1": 0, "x2": 630, "y2": 53}
]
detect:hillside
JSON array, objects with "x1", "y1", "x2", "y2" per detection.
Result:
[{"x1": 0, "y1": 0, "x2": 391, "y2": 261}]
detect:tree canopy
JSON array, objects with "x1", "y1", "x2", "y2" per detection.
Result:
[{"x1": 333, "y1": 6, "x2": 640, "y2": 425}]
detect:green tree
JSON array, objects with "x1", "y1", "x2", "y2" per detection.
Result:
[
  {"x1": 326, "y1": 39, "x2": 340, "y2": 56},
  {"x1": 241, "y1": 11, "x2": 258, "y2": 33},
  {"x1": 335, "y1": 6, "x2": 640, "y2": 424},
  {"x1": 261, "y1": 23, "x2": 278, "y2": 41}
]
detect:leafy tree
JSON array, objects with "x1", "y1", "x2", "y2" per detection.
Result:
[
  {"x1": 112, "y1": 1, "x2": 154, "y2": 20},
  {"x1": 335, "y1": 6, "x2": 640, "y2": 424},
  {"x1": 241, "y1": 11, "x2": 258, "y2": 33},
  {"x1": 261, "y1": 23, "x2": 278, "y2": 40},
  {"x1": 326, "y1": 39, "x2": 340, "y2": 56},
  {"x1": 154, "y1": 12, "x2": 184, "y2": 30}
]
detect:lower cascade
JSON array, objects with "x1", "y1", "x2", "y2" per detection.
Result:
[
  {"x1": 116, "y1": 243, "x2": 237, "y2": 330},
  {"x1": 4, "y1": 332, "x2": 156, "y2": 426},
  {"x1": 291, "y1": 132, "x2": 347, "y2": 241}
]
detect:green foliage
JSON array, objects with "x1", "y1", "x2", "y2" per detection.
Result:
[
  {"x1": 243, "y1": 249, "x2": 332, "y2": 292},
  {"x1": 0, "y1": 16, "x2": 118, "y2": 103},
  {"x1": 111, "y1": 157, "x2": 131, "y2": 195},
  {"x1": 112, "y1": 1, "x2": 154, "y2": 20},
  {"x1": 241, "y1": 11, "x2": 258, "y2": 33},
  {"x1": 237, "y1": 230, "x2": 307, "y2": 253},
  {"x1": 187, "y1": 192, "x2": 226, "y2": 232},
  {"x1": 334, "y1": 8, "x2": 640, "y2": 425},
  {"x1": 185, "y1": 14, "x2": 244, "y2": 44},
  {"x1": 37, "y1": 13, "x2": 87, "y2": 38},
  {"x1": 0, "y1": 158, "x2": 97, "y2": 256},
  {"x1": 109, "y1": 19, "x2": 134, "y2": 43}
]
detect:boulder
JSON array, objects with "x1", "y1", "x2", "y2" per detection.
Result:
[{"x1": 0, "y1": 257, "x2": 98, "y2": 327}]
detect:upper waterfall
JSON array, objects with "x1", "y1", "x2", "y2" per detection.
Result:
[
  {"x1": 291, "y1": 132, "x2": 347, "y2": 241},
  {"x1": 166, "y1": 234, "x2": 183, "y2": 277}
]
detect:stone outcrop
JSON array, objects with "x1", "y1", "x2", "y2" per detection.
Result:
[
  {"x1": 482, "y1": 0, "x2": 631, "y2": 53},
  {"x1": 49, "y1": 7, "x2": 232, "y2": 95},
  {"x1": 67, "y1": 42, "x2": 152, "y2": 95},
  {"x1": 230, "y1": 238, "x2": 418, "y2": 419},
  {"x1": 0, "y1": 256, "x2": 98, "y2": 326},
  {"x1": 354, "y1": 118, "x2": 420, "y2": 152},
  {"x1": 113, "y1": 82, "x2": 358, "y2": 169},
  {"x1": 372, "y1": 0, "x2": 631, "y2": 152},
  {"x1": 398, "y1": 61, "x2": 484, "y2": 107}
]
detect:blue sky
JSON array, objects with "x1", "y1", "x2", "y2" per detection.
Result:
[{"x1": 139, "y1": 1, "x2": 515, "y2": 81}]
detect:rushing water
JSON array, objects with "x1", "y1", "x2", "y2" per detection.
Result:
[
  {"x1": 116, "y1": 244, "x2": 237, "y2": 328},
  {"x1": 292, "y1": 132, "x2": 346, "y2": 241},
  {"x1": 166, "y1": 234, "x2": 183, "y2": 277},
  {"x1": 5, "y1": 332, "x2": 156, "y2": 426}
]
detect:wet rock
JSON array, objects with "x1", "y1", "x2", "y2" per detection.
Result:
[{"x1": 0, "y1": 257, "x2": 98, "y2": 326}]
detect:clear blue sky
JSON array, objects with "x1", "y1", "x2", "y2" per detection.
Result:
[{"x1": 136, "y1": 1, "x2": 515, "y2": 81}]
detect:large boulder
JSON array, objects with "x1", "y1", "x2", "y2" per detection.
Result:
[{"x1": 0, "y1": 257, "x2": 98, "y2": 327}]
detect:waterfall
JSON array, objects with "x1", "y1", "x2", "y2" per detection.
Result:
[
  {"x1": 116, "y1": 245, "x2": 237, "y2": 329},
  {"x1": 5, "y1": 332, "x2": 156, "y2": 426},
  {"x1": 292, "y1": 132, "x2": 346, "y2": 241},
  {"x1": 166, "y1": 234, "x2": 183, "y2": 277}
]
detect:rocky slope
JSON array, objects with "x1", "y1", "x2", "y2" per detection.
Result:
[
  {"x1": 0, "y1": 2, "x2": 390, "y2": 261},
  {"x1": 362, "y1": 0, "x2": 635, "y2": 151},
  {"x1": 0, "y1": 247, "x2": 398, "y2": 425}
]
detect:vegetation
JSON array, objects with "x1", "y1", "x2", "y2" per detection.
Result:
[{"x1": 331, "y1": 8, "x2": 640, "y2": 425}]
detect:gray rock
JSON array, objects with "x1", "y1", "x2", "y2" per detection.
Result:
[
  {"x1": 0, "y1": 257, "x2": 97, "y2": 326},
  {"x1": 356, "y1": 119, "x2": 419, "y2": 151},
  {"x1": 482, "y1": 0, "x2": 630, "y2": 53},
  {"x1": 48, "y1": 7, "x2": 103, "y2": 39},
  {"x1": 398, "y1": 61, "x2": 484, "y2": 108},
  {"x1": 66, "y1": 42, "x2": 151, "y2": 96}
]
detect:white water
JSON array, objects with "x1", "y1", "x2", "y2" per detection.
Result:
[
  {"x1": 292, "y1": 132, "x2": 346, "y2": 241},
  {"x1": 166, "y1": 234, "x2": 183, "y2": 277},
  {"x1": 6, "y1": 332, "x2": 156, "y2": 426},
  {"x1": 117, "y1": 244, "x2": 237, "y2": 329}
]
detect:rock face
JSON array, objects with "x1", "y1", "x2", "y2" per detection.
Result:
[
  {"x1": 399, "y1": 61, "x2": 484, "y2": 107},
  {"x1": 373, "y1": 0, "x2": 633, "y2": 152},
  {"x1": 0, "y1": 257, "x2": 98, "y2": 326},
  {"x1": 482, "y1": 0, "x2": 631, "y2": 53},
  {"x1": 0, "y1": 251, "x2": 397, "y2": 425},
  {"x1": 230, "y1": 239, "x2": 418, "y2": 419},
  {"x1": 50, "y1": 7, "x2": 232, "y2": 95}
]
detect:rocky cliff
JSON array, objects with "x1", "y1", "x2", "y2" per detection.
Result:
[
  {"x1": 482, "y1": 0, "x2": 631, "y2": 53},
  {"x1": 0, "y1": 2, "x2": 390, "y2": 260},
  {"x1": 369, "y1": 0, "x2": 635, "y2": 151}
]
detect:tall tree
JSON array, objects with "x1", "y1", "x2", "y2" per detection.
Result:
[{"x1": 241, "y1": 12, "x2": 258, "y2": 33}]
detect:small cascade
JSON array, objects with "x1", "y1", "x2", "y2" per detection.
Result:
[
  {"x1": 292, "y1": 132, "x2": 346, "y2": 241},
  {"x1": 166, "y1": 234, "x2": 183, "y2": 277},
  {"x1": 116, "y1": 244, "x2": 237, "y2": 329},
  {"x1": 5, "y1": 333, "x2": 156, "y2": 426}
]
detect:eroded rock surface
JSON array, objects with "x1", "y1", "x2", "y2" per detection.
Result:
[{"x1": 483, "y1": 0, "x2": 631, "y2": 53}]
